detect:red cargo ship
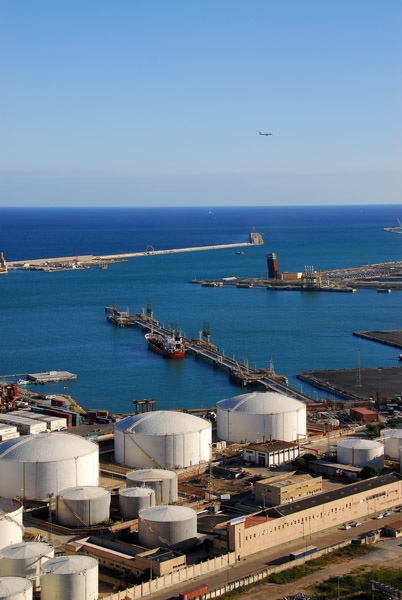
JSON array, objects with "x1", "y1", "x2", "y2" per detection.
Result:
[{"x1": 145, "y1": 332, "x2": 186, "y2": 358}]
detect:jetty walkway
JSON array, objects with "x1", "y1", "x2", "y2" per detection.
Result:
[{"x1": 105, "y1": 305, "x2": 314, "y2": 404}]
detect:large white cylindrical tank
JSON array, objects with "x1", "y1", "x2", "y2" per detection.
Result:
[
  {"x1": 126, "y1": 469, "x2": 178, "y2": 504},
  {"x1": 0, "y1": 498, "x2": 24, "y2": 550},
  {"x1": 0, "y1": 577, "x2": 32, "y2": 600},
  {"x1": 217, "y1": 391, "x2": 307, "y2": 443},
  {"x1": 119, "y1": 487, "x2": 155, "y2": 520},
  {"x1": 138, "y1": 505, "x2": 197, "y2": 548},
  {"x1": 56, "y1": 487, "x2": 110, "y2": 527},
  {"x1": 0, "y1": 433, "x2": 99, "y2": 499},
  {"x1": 114, "y1": 411, "x2": 212, "y2": 469},
  {"x1": 381, "y1": 429, "x2": 402, "y2": 460},
  {"x1": 41, "y1": 555, "x2": 98, "y2": 600},
  {"x1": 400, "y1": 447, "x2": 402, "y2": 474},
  {"x1": 337, "y1": 438, "x2": 384, "y2": 470},
  {"x1": 0, "y1": 542, "x2": 54, "y2": 591}
]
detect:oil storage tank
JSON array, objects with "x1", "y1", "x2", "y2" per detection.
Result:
[
  {"x1": 138, "y1": 505, "x2": 197, "y2": 548},
  {"x1": 0, "y1": 577, "x2": 32, "y2": 600},
  {"x1": 0, "y1": 433, "x2": 99, "y2": 499},
  {"x1": 114, "y1": 411, "x2": 211, "y2": 469},
  {"x1": 0, "y1": 542, "x2": 54, "y2": 591},
  {"x1": 41, "y1": 555, "x2": 98, "y2": 600},
  {"x1": 126, "y1": 469, "x2": 178, "y2": 504},
  {"x1": 217, "y1": 391, "x2": 307, "y2": 443},
  {"x1": 56, "y1": 487, "x2": 110, "y2": 527},
  {"x1": 0, "y1": 499, "x2": 24, "y2": 550},
  {"x1": 337, "y1": 438, "x2": 384, "y2": 470},
  {"x1": 119, "y1": 487, "x2": 155, "y2": 520},
  {"x1": 381, "y1": 429, "x2": 402, "y2": 460}
]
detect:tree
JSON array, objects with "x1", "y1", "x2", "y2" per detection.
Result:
[{"x1": 360, "y1": 465, "x2": 379, "y2": 480}]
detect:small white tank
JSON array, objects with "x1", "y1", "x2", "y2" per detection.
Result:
[
  {"x1": 119, "y1": 487, "x2": 155, "y2": 520},
  {"x1": 0, "y1": 542, "x2": 53, "y2": 591},
  {"x1": 337, "y1": 438, "x2": 384, "y2": 470},
  {"x1": 138, "y1": 505, "x2": 197, "y2": 548},
  {"x1": 0, "y1": 499, "x2": 24, "y2": 550},
  {"x1": 56, "y1": 487, "x2": 110, "y2": 527},
  {"x1": 126, "y1": 469, "x2": 178, "y2": 504},
  {"x1": 41, "y1": 555, "x2": 98, "y2": 600},
  {"x1": 381, "y1": 429, "x2": 402, "y2": 460},
  {"x1": 0, "y1": 577, "x2": 32, "y2": 600}
]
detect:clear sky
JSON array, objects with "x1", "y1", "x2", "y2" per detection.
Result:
[{"x1": 1, "y1": 1, "x2": 401, "y2": 207}]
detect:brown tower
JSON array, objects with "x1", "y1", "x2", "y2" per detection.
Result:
[{"x1": 266, "y1": 252, "x2": 279, "y2": 279}]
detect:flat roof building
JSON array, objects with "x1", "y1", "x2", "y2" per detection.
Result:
[
  {"x1": 254, "y1": 473, "x2": 322, "y2": 507},
  {"x1": 243, "y1": 440, "x2": 300, "y2": 467}
]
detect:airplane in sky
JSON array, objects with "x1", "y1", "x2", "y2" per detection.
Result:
[{"x1": 259, "y1": 131, "x2": 273, "y2": 136}]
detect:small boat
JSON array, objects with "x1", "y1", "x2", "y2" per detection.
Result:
[
  {"x1": 398, "y1": 354, "x2": 402, "y2": 361},
  {"x1": 235, "y1": 251, "x2": 246, "y2": 255},
  {"x1": 145, "y1": 332, "x2": 185, "y2": 358}
]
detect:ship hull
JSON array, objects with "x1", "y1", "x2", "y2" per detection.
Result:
[{"x1": 145, "y1": 333, "x2": 185, "y2": 359}]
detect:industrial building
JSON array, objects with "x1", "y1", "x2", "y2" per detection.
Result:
[
  {"x1": 350, "y1": 407, "x2": 378, "y2": 423},
  {"x1": 243, "y1": 440, "x2": 300, "y2": 467},
  {"x1": 114, "y1": 411, "x2": 212, "y2": 469},
  {"x1": 0, "y1": 413, "x2": 47, "y2": 435},
  {"x1": 254, "y1": 473, "x2": 323, "y2": 507},
  {"x1": 213, "y1": 473, "x2": 402, "y2": 559},
  {"x1": 310, "y1": 460, "x2": 362, "y2": 480},
  {"x1": 217, "y1": 391, "x2": 306, "y2": 443},
  {"x1": 0, "y1": 432, "x2": 99, "y2": 499}
]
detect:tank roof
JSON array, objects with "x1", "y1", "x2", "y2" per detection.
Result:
[
  {"x1": 217, "y1": 391, "x2": 305, "y2": 414},
  {"x1": 42, "y1": 555, "x2": 97, "y2": 574},
  {"x1": 0, "y1": 433, "x2": 98, "y2": 462},
  {"x1": 0, "y1": 497, "x2": 22, "y2": 514},
  {"x1": 115, "y1": 411, "x2": 211, "y2": 435},
  {"x1": 127, "y1": 469, "x2": 177, "y2": 481},
  {"x1": 58, "y1": 486, "x2": 109, "y2": 500},
  {"x1": 381, "y1": 429, "x2": 402, "y2": 439},
  {"x1": 139, "y1": 505, "x2": 196, "y2": 522},
  {"x1": 0, "y1": 541, "x2": 53, "y2": 559},
  {"x1": 120, "y1": 487, "x2": 154, "y2": 497},
  {"x1": 0, "y1": 577, "x2": 32, "y2": 593},
  {"x1": 338, "y1": 438, "x2": 383, "y2": 449}
]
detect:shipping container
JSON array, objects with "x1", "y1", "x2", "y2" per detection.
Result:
[
  {"x1": 179, "y1": 584, "x2": 209, "y2": 600},
  {"x1": 290, "y1": 545, "x2": 317, "y2": 560}
]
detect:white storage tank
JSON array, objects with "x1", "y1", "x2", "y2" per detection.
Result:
[
  {"x1": 119, "y1": 487, "x2": 155, "y2": 520},
  {"x1": 0, "y1": 433, "x2": 99, "y2": 499},
  {"x1": 0, "y1": 498, "x2": 24, "y2": 550},
  {"x1": 381, "y1": 429, "x2": 402, "y2": 460},
  {"x1": 0, "y1": 577, "x2": 32, "y2": 600},
  {"x1": 217, "y1": 391, "x2": 307, "y2": 443},
  {"x1": 138, "y1": 505, "x2": 197, "y2": 548},
  {"x1": 337, "y1": 438, "x2": 384, "y2": 470},
  {"x1": 0, "y1": 542, "x2": 54, "y2": 591},
  {"x1": 56, "y1": 487, "x2": 110, "y2": 527},
  {"x1": 41, "y1": 555, "x2": 98, "y2": 600},
  {"x1": 126, "y1": 469, "x2": 178, "y2": 504},
  {"x1": 400, "y1": 446, "x2": 402, "y2": 474},
  {"x1": 114, "y1": 411, "x2": 212, "y2": 469}
]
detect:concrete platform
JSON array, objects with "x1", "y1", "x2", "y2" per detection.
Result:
[
  {"x1": 298, "y1": 366, "x2": 402, "y2": 401},
  {"x1": 27, "y1": 370, "x2": 77, "y2": 384},
  {"x1": 353, "y1": 329, "x2": 402, "y2": 349}
]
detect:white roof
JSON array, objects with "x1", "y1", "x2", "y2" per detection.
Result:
[
  {"x1": 139, "y1": 505, "x2": 196, "y2": 522},
  {"x1": 0, "y1": 432, "x2": 98, "y2": 462},
  {"x1": 0, "y1": 498, "x2": 22, "y2": 515},
  {"x1": 338, "y1": 438, "x2": 383, "y2": 449},
  {"x1": 120, "y1": 487, "x2": 154, "y2": 497},
  {"x1": 58, "y1": 486, "x2": 109, "y2": 500},
  {"x1": 0, "y1": 577, "x2": 32, "y2": 593},
  {"x1": 127, "y1": 469, "x2": 176, "y2": 482},
  {"x1": 42, "y1": 555, "x2": 97, "y2": 574},
  {"x1": 381, "y1": 429, "x2": 402, "y2": 439},
  {"x1": 115, "y1": 411, "x2": 211, "y2": 435},
  {"x1": 217, "y1": 391, "x2": 305, "y2": 414},
  {"x1": 0, "y1": 541, "x2": 53, "y2": 559}
]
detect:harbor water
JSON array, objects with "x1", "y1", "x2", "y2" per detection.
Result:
[{"x1": 0, "y1": 205, "x2": 401, "y2": 413}]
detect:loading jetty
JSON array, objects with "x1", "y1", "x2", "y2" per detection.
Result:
[{"x1": 105, "y1": 304, "x2": 314, "y2": 404}]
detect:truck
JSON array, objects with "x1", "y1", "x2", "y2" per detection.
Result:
[{"x1": 289, "y1": 545, "x2": 317, "y2": 560}]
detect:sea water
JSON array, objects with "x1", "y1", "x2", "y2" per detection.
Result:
[{"x1": 0, "y1": 205, "x2": 401, "y2": 413}]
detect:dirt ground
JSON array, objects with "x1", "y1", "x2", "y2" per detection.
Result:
[{"x1": 239, "y1": 537, "x2": 402, "y2": 600}]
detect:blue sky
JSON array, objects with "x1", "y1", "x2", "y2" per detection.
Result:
[{"x1": 1, "y1": 1, "x2": 401, "y2": 206}]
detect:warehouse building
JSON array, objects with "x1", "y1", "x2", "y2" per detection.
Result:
[
  {"x1": 213, "y1": 473, "x2": 402, "y2": 559},
  {"x1": 254, "y1": 473, "x2": 322, "y2": 507},
  {"x1": 243, "y1": 440, "x2": 300, "y2": 467}
]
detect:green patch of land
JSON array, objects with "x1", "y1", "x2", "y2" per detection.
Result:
[{"x1": 312, "y1": 565, "x2": 402, "y2": 599}]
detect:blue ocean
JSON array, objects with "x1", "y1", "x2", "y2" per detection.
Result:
[{"x1": 0, "y1": 205, "x2": 401, "y2": 413}]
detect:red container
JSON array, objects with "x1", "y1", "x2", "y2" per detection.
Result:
[{"x1": 179, "y1": 585, "x2": 208, "y2": 600}]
